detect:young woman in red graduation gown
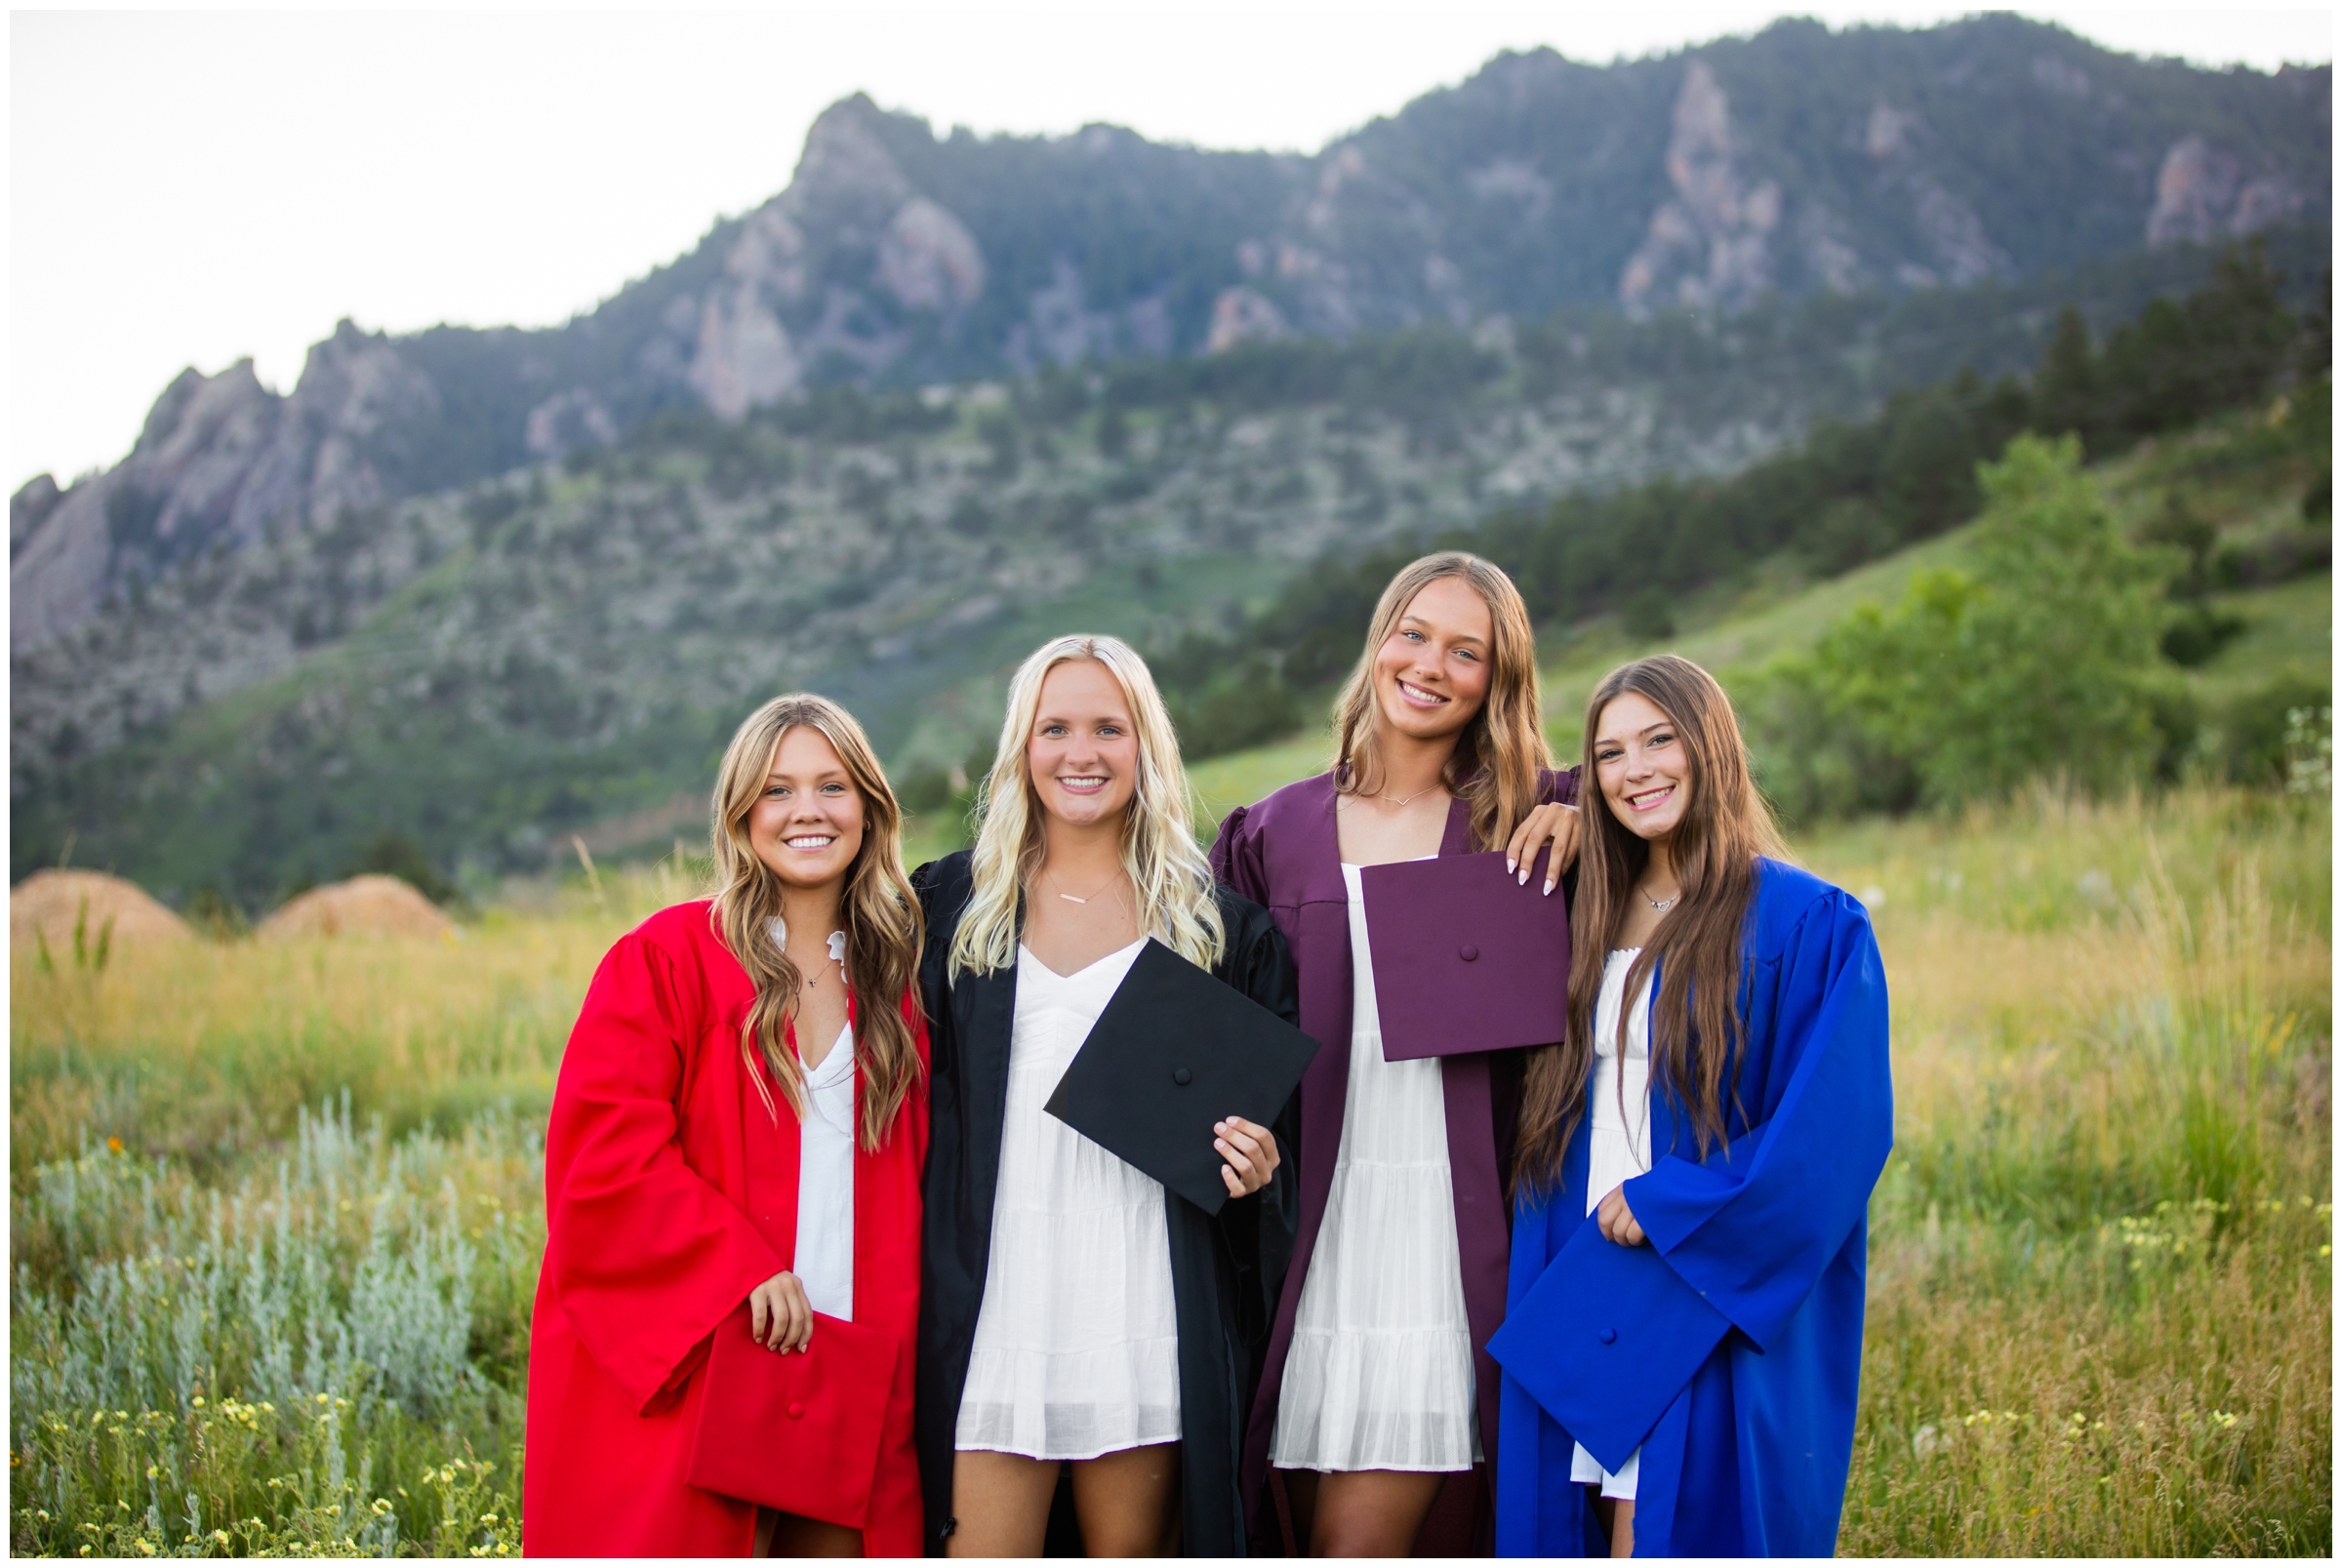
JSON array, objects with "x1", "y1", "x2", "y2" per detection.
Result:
[
  {"x1": 523, "y1": 694, "x2": 929, "y2": 1557},
  {"x1": 1208, "y1": 552, "x2": 1580, "y2": 1556}
]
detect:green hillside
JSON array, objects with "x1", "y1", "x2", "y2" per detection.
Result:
[
  {"x1": 15, "y1": 242, "x2": 2324, "y2": 908},
  {"x1": 1167, "y1": 407, "x2": 2330, "y2": 850}
]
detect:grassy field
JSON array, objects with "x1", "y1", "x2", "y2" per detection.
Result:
[
  {"x1": 10, "y1": 787, "x2": 2327, "y2": 1555},
  {"x1": 11, "y1": 409, "x2": 2329, "y2": 1555}
]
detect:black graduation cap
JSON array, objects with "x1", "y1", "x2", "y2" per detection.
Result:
[{"x1": 1044, "y1": 938, "x2": 1319, "y2": 1216}]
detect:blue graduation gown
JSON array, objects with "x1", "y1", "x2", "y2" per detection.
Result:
[{"x1": 1489, "y1": 859, "x2": 1892, "y2": 1557}]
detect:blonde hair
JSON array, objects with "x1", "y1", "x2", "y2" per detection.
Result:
[
  {"x1": 949, "y1": 635, "x2": 1226, "y2": 980},
  {"x1": 1330, "y1": 551, "x2": 1553, "y2": 851},
  {"x1": 708, "y1": 694, "x2": 924, "y2": 1151}
]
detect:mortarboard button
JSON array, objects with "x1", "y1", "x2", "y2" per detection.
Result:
[
  {"x1": 1173, "y1": 1067, "x2": 1191, "y2": 1086},
  {"x1": 1598, "y1": 1328, "x2": 1617, "y2": 1345},
  {"x1": 1460, "y1": 945, "x2": 1479, "y2": 961},
  {"x1": 787, "y1": 1401, "x2": 805, "y2": 1419}
]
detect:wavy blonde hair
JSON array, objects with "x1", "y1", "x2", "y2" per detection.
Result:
[
  {"x1": 709, "y1": 694, "x2": 924, "y2": 1151},
  {"x1": 949, "y1": 635, "x2": 1226, "y2": 980},
  {"x1": 1331, "y1": 551, "x2": 1553, "y2": 852}
]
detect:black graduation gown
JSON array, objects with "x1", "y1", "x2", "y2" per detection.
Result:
[{"x1": 910, "y1": 851, "x2": 1304, "y2": 1557}]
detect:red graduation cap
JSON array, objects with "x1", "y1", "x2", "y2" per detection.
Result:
[{"x1": 685, "y1": 1303, "x2": 900, "y2": 1529}]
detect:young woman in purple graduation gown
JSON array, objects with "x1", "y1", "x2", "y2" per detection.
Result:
[
  {"x1": 1209, "y1": 552, "x2": 1581, "y2": 1556},
  {"x1": 1489, "y1": 655, "x2": 1893, "y2": 1557}
]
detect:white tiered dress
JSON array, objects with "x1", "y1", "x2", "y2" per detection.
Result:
[
  {"x1": 1569, "y1": 946, "x2": 1657, "y2": 1500},
  {"x1": 1270, "y1": 863, "x2": 1478, "y2": 1473},
  {"x1": 953, "y1": 939, "x2": 1184, "y2": 1461}
]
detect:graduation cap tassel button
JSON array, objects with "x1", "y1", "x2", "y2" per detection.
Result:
[
  {"x1": 1172, "y1": 1068, "x2": 1191, "y2": 1086},
  {"x1": 1459, "y1": 945, "x2": 1480, "y2": 961}
]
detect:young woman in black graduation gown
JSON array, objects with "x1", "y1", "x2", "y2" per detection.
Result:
[{"x1": 912, "y1": 634, "x2": 1303, "y2": 1556}]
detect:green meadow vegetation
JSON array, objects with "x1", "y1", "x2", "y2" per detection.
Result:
[
  {"x1": 12, "y1": 260, "x2": 2330, "y2": 1556},
  {"x1": 12, "y1": 787, "x2": 2327, "y2": 1555}
]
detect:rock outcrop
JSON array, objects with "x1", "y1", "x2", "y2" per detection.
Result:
[
  {"x1": 1206, "y1": 287, "x2": 1294, "y2": 352},
  {"x1": 2147, "y1": 136, "x2": 2307, "y2": 247},
  {"x1": 681, "y1": 97, "x2": 988, "y2": 417},
  {"x1": 1619, "y1": 61, "x2": 1784, "y2": 315},
  {"x1": 9, "y1": 325, "x2": 440, "y2": 655},
  {"x1": 9, "y1": 17, "x2": 2327, "y2": 659}
]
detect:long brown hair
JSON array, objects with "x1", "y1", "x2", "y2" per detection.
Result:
[
  {"x1": 1330, "y1": 552, "x2": 1552, "y2": 852},
  {"x1": 709, "y1": 694, "x2": 924, "y2": 1151},
  {"x1": 1515, "y1": 656, "x2": 1789, "y2": 1193}
]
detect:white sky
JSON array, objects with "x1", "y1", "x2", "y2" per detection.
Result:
[{"x1": 7, "y1": 4, "x2": 2333, "y2": 490}]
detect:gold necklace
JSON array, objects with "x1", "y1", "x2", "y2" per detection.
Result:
[
  {"x1": 1046, "y1": 866, "x2": 1122, "y2": 905},
  {"x1": 1375, "y1": 781, "x2": 1443, "y2": 808}
]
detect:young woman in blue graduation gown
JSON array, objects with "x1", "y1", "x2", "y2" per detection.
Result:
[
  {"x1": 911, "y1": 634, "x2": 1302, "y2": 1557},
  {"x1": 1490, "y1": 655, "x2": 1893, "y2": 1557}
]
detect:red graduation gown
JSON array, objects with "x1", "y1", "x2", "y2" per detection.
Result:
[{"x1": 523, "y1": 901, "x2": 928, "y2": 1557}]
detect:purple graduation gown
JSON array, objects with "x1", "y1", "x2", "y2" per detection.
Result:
[{"x1": 1209, "y1": 767, "x2": 1577, "y2": 1555}]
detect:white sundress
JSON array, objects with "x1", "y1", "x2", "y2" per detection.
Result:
[
  {"x1": 953, "y1": 938, "x2": 1183, "y2": 1460},
  {"x1": 1270, "y1": 862, "x2": 1479, "y2": 1473},
  {"x1": 1570, "y1": 946, "x2": 1657, "y2": 1501}
]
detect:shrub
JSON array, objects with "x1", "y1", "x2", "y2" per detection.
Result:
[
  {"x1": 1751, "y1": 434, "x2": 2177, "y2": 821},
  {"x1": 2217, "y1": 673, "x2": 2333, "y2": 786}
]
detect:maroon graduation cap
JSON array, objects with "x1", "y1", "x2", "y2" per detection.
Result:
[{"x1": 1358, "y1": 847, "x2": 1571, "y2": 1060}]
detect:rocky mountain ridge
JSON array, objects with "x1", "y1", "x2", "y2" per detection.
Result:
[
  {"x1": 14, "y1": 227, "x2": 2324, "y2": 905},
  {"x1": 11, "y1": 14, "x2": 2328, "y2": 655}
]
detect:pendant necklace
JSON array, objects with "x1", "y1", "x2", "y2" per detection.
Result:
[
  {"x1": 1048, "y1": 868, "x2": 1121, "y2": 905},
  {"x1": 1640, "y1": 886, "x2": 1680, "y2": 913},
  {"x1": 772, "y1": 918, "x2": 848, "y2": 985},
  {"x1": 1377, "y1": 781, "x2": 1441, "y2": 807}
]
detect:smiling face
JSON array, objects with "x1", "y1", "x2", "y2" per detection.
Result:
[
  {"x1": 1594, "y1": 690, "x2": 1693, "y2": 844},
  {"x1": 1370, "y1": 574, "x2": 1494, "y2": 746},
  {"x1": 747, "y1": 724, "x2": 868, "y2": 892},
  {"x1": 1027, "y1": 658, "x2": 1141, "y2": 829}
]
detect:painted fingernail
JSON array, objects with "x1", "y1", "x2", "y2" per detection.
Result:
[{"x1": 1506, "y1": 860, "x2": 1516, "y2": 873}]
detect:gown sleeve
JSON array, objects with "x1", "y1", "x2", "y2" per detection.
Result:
[
  {"x1": 543, "y1": 932, "x2": 784, "y2": 1413},
  {"x1": 1493, "y1": 887, "x2": 1892, "y2": 1470},
  {"x1": 1210, "y1": 905, "x2": 1304, "y2": 1345},
  {"x1": 909, "y1": 859, "x2": 961, "y2": 1079},
  {"x1": 1207, "y1": 803, "x2": 1267, "y2": 906}
]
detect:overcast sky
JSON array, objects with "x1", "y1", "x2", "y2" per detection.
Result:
[{"x1": 8, "y1": 3, "x2": 2332, "y2": 490}]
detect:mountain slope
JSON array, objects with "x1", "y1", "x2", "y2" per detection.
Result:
[
  {"x1": 11, "y1": 15, "x2": 2327, "y2": 655},
  {"x1": 13, "y1": 234, "x2": 2325, "y2": 907},
  {"x1": 1178, "y1": 408, "x2": 2330, "y2": 844}
]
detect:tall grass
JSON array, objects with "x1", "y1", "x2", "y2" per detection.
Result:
[
  {"x1": 9, "y1": 863, "x2": 704, "y2": 1183},
  {"x1": 1823, "y1": 787, "x2": 2330, "y2": 1554},
  {"x1": 10, "y1": 1100, "x2": 542, "y2": 1556},
  {"x1": 10, "y1": 790, "x2": 2327, "y2": 1554}
]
